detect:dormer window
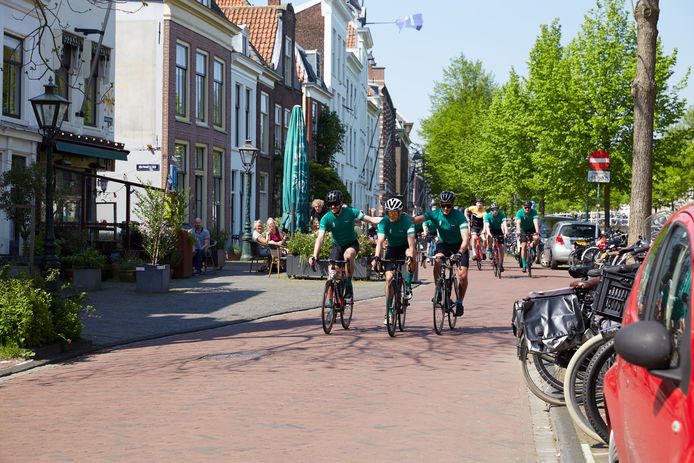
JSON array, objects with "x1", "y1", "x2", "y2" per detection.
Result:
[
  {"x1": 242, "y1": 35, "x2": 248, "y2": 56},
  {"x1": 196, "y1": 0, "x2": 210, "y2": 7}
]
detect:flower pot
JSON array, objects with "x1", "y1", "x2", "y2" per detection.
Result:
[
  {"x1": 136, "y1": 264, "x2": 170, "y2": 292},
  {"x1": 72, "y1": 268, "x2": 102, "y2": 291}
]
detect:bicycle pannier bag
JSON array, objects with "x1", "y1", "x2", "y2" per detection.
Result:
[{"x1": 522, "y1": 289, "x2": 584, "y2": 354}]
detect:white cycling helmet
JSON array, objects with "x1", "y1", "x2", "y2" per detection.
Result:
[{"x1": 384, "y1": 197, "x2": 403, "y2": 211}]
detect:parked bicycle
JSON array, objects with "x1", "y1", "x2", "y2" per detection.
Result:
[
  {"x1": 432, "y1": 256, "x2": 459, "y2": 335},
  {"x1": 317, "y1": 259, "x2": 354, "y2": 334},
  {"x1": 377, "y1": 257, "x2": 410, "y2": 337}
]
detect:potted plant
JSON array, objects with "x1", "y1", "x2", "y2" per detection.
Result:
[
  {"x1": 115, "y1": 252, "x2": 143, "y2": 282},
  {"x1": 133, "y1": 185, "x2": 187, "y2": 292},
  {"x1": 210, "y1": 229, "x2": 229, "y2": 269},
  {"x1": 63, "y1": 247, "x2": 107, "y2": 291}
]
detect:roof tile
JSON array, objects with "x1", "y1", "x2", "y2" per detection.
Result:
[{"x1": 221, "y1": 5, "x2": 281, "y2": 65}]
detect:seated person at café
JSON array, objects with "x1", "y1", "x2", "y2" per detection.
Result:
[{"x1": 265, "y1": 218, "x2": 286, "y2": 247}]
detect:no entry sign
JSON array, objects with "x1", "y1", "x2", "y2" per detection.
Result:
[{"x1": 588, "y1": 150, "x2": 610, "y2": 171}]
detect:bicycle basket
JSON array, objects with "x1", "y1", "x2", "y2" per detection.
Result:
[
  {"x1": 522, "y1": 289, "x2": 584, "y2": 354},
  {"x1": 593, "y1": 268, "x2": 636, "y2": 321}
]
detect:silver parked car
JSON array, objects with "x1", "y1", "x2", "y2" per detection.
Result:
[{"x1": 541, "y1": 221, "x2": 599, "y2": 269}]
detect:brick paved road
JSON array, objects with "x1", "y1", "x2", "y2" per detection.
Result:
[{"x1": 0, "y1": 262, "x2": 577, "y2": 462}]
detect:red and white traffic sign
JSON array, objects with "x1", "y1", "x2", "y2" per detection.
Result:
[{"x1": 588, "y1": 150, "x2": 610, "y2": 171}]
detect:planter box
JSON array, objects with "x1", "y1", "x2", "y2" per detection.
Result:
[
  {"x1": 118, "y1": 268, "x2": 136, "y2": 282},
  {"x1": 72, "y1": 268, "x2": 102, "y2": 291},
  {"x1": 212, "y1": 249, "x2": 226, "y2": 269},
  {"x1": 285, "y1": 255, "x2": 371, "y2": 280},
  {"x1": 136, "y1": 264, "x2": 170, "y2": 292}
]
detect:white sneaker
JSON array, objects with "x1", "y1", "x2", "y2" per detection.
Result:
[
  {"x1": 404, "y1": 285, "x2": 413, "y2": 300},
  {"x1": 383, "y1": 315, "x2": 388, "y2": 325}
]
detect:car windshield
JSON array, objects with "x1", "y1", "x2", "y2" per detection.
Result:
[{"x1": 561, "y1": 224, "x2": 595, "y2": 238}]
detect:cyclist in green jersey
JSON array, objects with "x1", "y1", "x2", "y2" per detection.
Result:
[
  {"x1": 483, "y1": 202, "x2": 509, "y2": 272},
  {"x1": 515, "y1": 200, "x2": 540, "y2": 273},
  {"x1": 413, "y1": 191, "x2": 470, "y2": 317},
  {"x1": 372, "y1": 197, "x2": 417, "y2": 323},
  {"x1": 309, "y1": 190, "x2": 382, "y2": 299}
]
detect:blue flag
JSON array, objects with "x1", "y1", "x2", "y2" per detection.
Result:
[{"x1": 395, "y1": 13, "x2": 423, "y2": 32}]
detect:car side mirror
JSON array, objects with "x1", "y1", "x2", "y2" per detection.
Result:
[{"x1": 614, "y1": 321, "x2": 672, "y2": 370}]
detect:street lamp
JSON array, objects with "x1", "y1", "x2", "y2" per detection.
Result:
[
  {"x1": 238, "y1": 139, "x2": 258, "y2": 261},
  {"x1": 29, "y1": 77, "x2": 70, "y2": 274}
]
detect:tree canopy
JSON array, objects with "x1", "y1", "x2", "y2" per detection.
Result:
[{"x1": 419, "y1": 0, "x2": 690, "y2": 214}]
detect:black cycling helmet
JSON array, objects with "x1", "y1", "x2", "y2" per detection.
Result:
[
  {"x1": 523, "y1": 200, "x2": 532, "y2": 208},
  {"x1": 439, "y1": 191, "x2": 455, "y2": 204},
  {"x1": 475, "y1": 197, "x2": 484, "y2": 203},
  {"x1": 384, "y1": 197, "x2": 403, "y2": 211},
  {"x1": 326, "y1": 190, "x2": 344, "y2": 205},
  {"x1": 490, "y1": 202, "x2": 499, "y2": 210}
]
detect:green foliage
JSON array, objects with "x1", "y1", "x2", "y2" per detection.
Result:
[
  {"x1": 134, "y1": 186, "x2": 189, "y2": 265},
  {"x1": 308, "y1": 161, "x2": 352, "y2": 205},
  {"x1": 0, "y1": 342, "x2": 35, "y2": 360},
  {"x1": 315, "y1": 110, "x2": 346, "y2": 165},
  {"x1": 420, "y1": 0, "x2": 689, "y2": 211},
  {"x1": 0, "y1": 276, "x2": 53, "y2": 347},
  {"x1": 0, "y1": 270, "x2": 94, "y2": 348},
  {"x1": 63, "y1": 247, "x2": 107, "y2": 269}
]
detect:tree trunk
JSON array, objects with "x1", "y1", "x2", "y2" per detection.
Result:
[{"x1": 629, "y1": 0, "x2": 659, "y2": 244}]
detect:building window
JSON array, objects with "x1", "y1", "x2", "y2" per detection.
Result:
[
  {"x1": 175, "y1": 43, "x2": 188, "y2": 117},
  {"x1": 259, "y1": 172, "x2": 268, "y2": 221},
  {"x1": 235, "y1": 84, "x2": 241, "y2": 146},
  {"x1": 212, "y1": 149, "x2": 223, "y2": 232},
  {"x1": 283, "y1": 108, "x2": 290, "y2": 144},
  {"x1": 284, "y1": 36, "x2": 292, "y2": 87},
  {"x1": 56, "y1": 34, "x2": 82, "y2": 121},
  {"x1": 311, "y1": 102, "x2": 318, "y2": 135},
  {"x1": 244, "y1": 88, "x2": 251, "y2": 140},
  {"x1": 174, "y1": 143, "x2": 187, "y2": 192},
  {"x1": 230, "y1": 170, "x2": 237, "y2": 235},
  {"x1": 260, "y1": 92, "x2": 269, "y2": 154},
  {"x1": 274, "y1": 104, "x2": 282, "y2": 156},
  {"x1": 195, "y1": 52, "x2": 207, "y2": 123},
  {"x1": 194, "y1": 145, "x2": 206, "y2": 220},
  {"x1": 2, "y1": 34, "x2": 22, "y2": 119},
  {"x1": 196, "y1": 0, "x2": 209, "y2": 6},
  {"x1": 83, "y1": 49, "x2": 99, "y2": 126},
  {"x1": 212, "y1": 59, "x2": 223, "y2": 127}
]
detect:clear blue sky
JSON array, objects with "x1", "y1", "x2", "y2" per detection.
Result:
[{"x1": 363, "y1": 0, "x2": 693, "y2": 146}]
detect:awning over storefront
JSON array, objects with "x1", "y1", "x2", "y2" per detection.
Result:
[{"x1": 55, "y1": 140, "x2": 128, "y2": 161}]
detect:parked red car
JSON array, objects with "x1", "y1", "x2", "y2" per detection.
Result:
[{"x1": 604, "y1": 203, "x2": 693, "y2": 463}]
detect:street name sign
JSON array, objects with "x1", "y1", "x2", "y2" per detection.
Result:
[
  {"x1": 588, "y1": 170, "x2": 611, "y2": 183},
  {"x1": 137, "y1": 164, "x2": 160, "y2": 171}
]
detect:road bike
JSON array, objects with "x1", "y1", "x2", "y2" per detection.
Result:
[
  {"x1": 471, "y1": 233, "x2": 483, "y2": 270},
  {"x1": 317, "y1": 259, "x2": 353, "y2": 334},
  {"x1": 522, "y1": 234, "x2": 537, "y2": 277},
  {"x1": 491, "y1": 234, "x2": 505, "y2": 278},
  {"x1": 379, "y1": 257, "x2": 410, "y2": 337},
  {"x1": 432, "y1": 256, "x2": 459, "y2": 335}
]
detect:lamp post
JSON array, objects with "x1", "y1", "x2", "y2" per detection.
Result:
[
  {"x1": 238, "y1": 139, "x2": 258, "y2": 261},
  {"x1": 29, "y1": 77, "x2": 70, "y2": 275}
]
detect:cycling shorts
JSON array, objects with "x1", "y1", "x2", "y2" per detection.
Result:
[
  {"x1": 330, "y1": 240, "x2": 359, "y2": 261},
  {"x1": 489, "y1": 228, "x2": 504, "y2": 237},
  {"x1": 384, "y1": 245, "x2": 408, "y2": 271},
  {"x1": 470, "y1": 224, "x2": 484, "y2": 235},
  {"x1": 519, "y1": 230, "x2": 537, "y2": 242},
  {"x1": 434, "y1": 242, "x2": 470, "y2": 268}
]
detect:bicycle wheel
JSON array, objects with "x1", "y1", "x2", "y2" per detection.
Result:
[
  {"x1": 581, "y1": 247, "x2": 601, "y2": 266},
  {"x1": 387, "y1": 278, "x2": 398, "y2": 337},
  {"x1": 496, "y1": 244, "x2": 503, "y2": 279},
  {"x1": 432, "y1": 279, "x2": 445, "y2": 335},
  {"x1": 321, "y1": 281, "x2": 336, "y2": 335},
  {"x1": 476, "y1": 245, "x2": 482, "y2": 271},
  {"x1": 583, "y1": 339, "x2": 615, "y2": 443},
  {"x1": 526, "y1": 249, "x2": 534, "y2": 277},
  {"x1": 448, "y1": 277, "x2": 458, "y2": 329},
  {"x1": 340, "y1": 288, "x2": 353, "y2": 330},
  {"x1": 519, "y1": 338, "x2": 566, "y2": 406},
  {"x1": 563, "y1": 334, "x2": 606, "y2": 442},
  {"x1": 398, "y1": 275, "x2": 407, "y2": 332}
]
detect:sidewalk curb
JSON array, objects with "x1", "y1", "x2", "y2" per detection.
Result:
[{"x1": 549, "y1": 406, "x2": 586, "y2": 462}]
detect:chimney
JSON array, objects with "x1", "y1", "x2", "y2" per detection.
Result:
[
  {"x1": 369, "y1": 66, "x2": 384, "y2": 84},
  {"x1": 268, "y1": 0, "x2": 281, "y2": 5}
]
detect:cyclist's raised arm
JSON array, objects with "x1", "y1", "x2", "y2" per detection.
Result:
[
  {"x1": 407, "y1": 233, "x2": 417, "y2": 257},
  {"x1": 310, "y1": 229, "x2": 326, "y2": 261},
  {"x1": 361, "y1": 213, "x2": 383, "y2": 225},
  {"x1": 412, "y1": 214, "x2": 427, "y2": 225}
]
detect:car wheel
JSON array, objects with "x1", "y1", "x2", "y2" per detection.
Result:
[
  {"x1": 608, "y1": 429, "x2": 619, "y2": 463},
  {"x1": 540, "y1": 249, "x2": 552, "y2": 268},
  {"x1": 549, "y1": 251, "x2": 558, "y2": 270}
]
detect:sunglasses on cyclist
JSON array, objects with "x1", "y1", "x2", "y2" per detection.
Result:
[
  {"x1": 524, "y1": 206, "x2": 531, "y2": 210},
  {"x1": 441, "y1": 203, "x2": 453, "y2": 209},
  {"x1": 327, "y1": 202, "x2": 341, "y2": 208}
]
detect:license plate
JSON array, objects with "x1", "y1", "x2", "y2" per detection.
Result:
[{"x1": 574, "y1": 240, "x2": 589, "y2": 246}]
